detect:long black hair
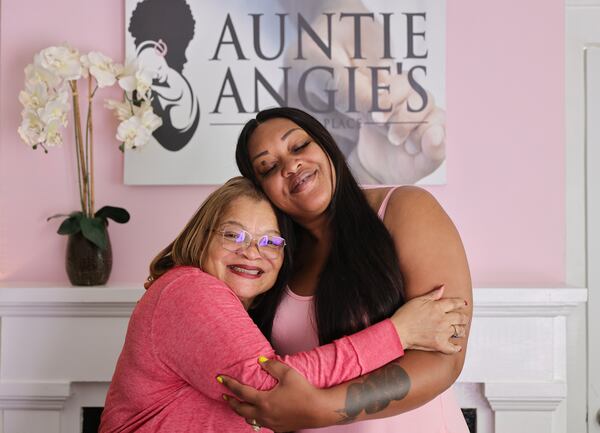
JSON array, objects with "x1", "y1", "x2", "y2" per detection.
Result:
[
  {"x1": 236, "y1": 107, "x2": 405, "y2": 344},
  {"x1": 247, "y1": 207, "x2": 296, "y2": 341}
]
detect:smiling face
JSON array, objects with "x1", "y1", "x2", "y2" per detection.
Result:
[
  {"x1": 201, "y1": 196, "x2": 284, "y2": 309},
  {"x1": 247, "y1": 118, "x2": 336, "y2": 227}
]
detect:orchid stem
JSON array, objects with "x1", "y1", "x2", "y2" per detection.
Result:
[
  {"x1": 86, "y1": 77, "x2": 95, "y2": 216},
  {"x1": 70, "y1": 80, "x2": 87, "y2": 215}
]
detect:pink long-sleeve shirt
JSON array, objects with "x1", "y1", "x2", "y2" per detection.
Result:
[{"x1": 99, "y1": 266, "x2": 403, "y2": 433}]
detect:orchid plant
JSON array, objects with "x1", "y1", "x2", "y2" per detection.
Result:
[{"x1": 17, "y1": 44, "x2": 162, "y2": 249}]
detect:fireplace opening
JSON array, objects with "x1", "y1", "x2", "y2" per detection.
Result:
[
  {"x1": 462, "y1": 408, "x2": 477, "y2": 433},
  {"x1": 82, "y1": 407, "x2": 104, "y2": 433}
]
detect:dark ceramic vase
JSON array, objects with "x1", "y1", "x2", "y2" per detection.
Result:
[{"x1": 66, "y1": 229, "x2": 112, "y2": 286}]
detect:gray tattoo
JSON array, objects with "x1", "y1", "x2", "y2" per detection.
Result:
[{"x1": 335, "y1": 364, "x2": 411, "y2": 423}]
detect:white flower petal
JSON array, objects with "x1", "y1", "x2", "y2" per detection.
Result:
[
  {"x1": 118, "y1": 76, "x2": 136, "y2": 92},
  {"x1": 105, "y1": 98, "x2": 133, "y2": 122},
  {"x1": 39, "y1": 45, "x2": 82, "y2": 81}
]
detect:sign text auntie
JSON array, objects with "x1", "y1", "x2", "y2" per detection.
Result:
[{"x1": 209, "y1": 12, "x2": 430, "y2": 114}]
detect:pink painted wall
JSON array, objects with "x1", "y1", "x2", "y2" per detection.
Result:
[{"x1": 0, "y1": 0, "x2": 565, "y2": 285}]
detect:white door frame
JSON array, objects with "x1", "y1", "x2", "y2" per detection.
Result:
[
  {"x1": 565, "y1": 2, "x2": 600, "y2": 432},
  {"x1": 585, "y1": 44, "x2": 600, "y2": 433}
]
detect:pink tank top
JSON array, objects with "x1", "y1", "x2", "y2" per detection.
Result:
[{"x1": 271, "y1": 188, "x2": 469, "y2": 433}]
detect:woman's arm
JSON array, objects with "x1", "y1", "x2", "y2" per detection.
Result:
[
  {"x1": 221, "y1": 186, "x2": 472, "y2": 429},
  {"x1": 317, "y1": 186, "x2": 473, "y2": 424},
  {"x1": 151, "y1": 268, "x2": 405, "y2": 402},
  {"x1": 385, "y1": 185, "x2": 472, "y2": 372}
]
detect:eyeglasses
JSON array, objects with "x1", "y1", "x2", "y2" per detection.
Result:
[{"x1": 215, "y1": 226, "x2": 286, "y2": 259}]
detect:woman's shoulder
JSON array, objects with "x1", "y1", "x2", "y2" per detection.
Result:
[
  {"x1": 155, "y1": 265, "x2": 205, "y2": 285},
  {"x1": 388, "y1": 185, "x2": 439, "y2": 209},
  {"x1": 363, "y1": 185, "x2": 435, "y2": 215},
  {"x1": 151, "y1": 266, "x2": 240, "y2": 312},
  {"x1": 375, "y1": 186, "x2": 452, "y2": 240},
  {"x1": 153, "y1": 266, "x2": 229, "y2": 296},
  {"x1": 362, "y1": 186, "x2": 393, "y2": 212}
]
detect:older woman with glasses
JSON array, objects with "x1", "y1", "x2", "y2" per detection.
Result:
[{"x1": 99, "y1": 177, "x2": 467, "y2": 433}]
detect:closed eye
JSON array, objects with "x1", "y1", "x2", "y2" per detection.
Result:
[
  {"x1": 292, "y1": 140, "x2": 311, "y2": 153},
  {"x1": 259, "y1": 163, "x2": 278, "y2": 177},
  {"x1": 223, "y1": 230, "x2": 244, "y2": 242},
  {"x1": 257, "y1": 139, "x2": 310, "y2": 176}
]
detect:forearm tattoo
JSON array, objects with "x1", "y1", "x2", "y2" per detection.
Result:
[{"x1": 335, "y1": 363, "x2": 411, "y2": 423}]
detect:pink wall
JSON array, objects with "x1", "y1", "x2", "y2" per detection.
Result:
[{"x1": 0, "y1": 0, "x2": 565, "y2": 285}]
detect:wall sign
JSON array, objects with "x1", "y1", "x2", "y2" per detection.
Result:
[{"x1": 124, "y1": 0, "x2": 446, "y2": 185}]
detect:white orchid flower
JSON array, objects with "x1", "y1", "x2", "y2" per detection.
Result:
[
  {"x1": 135, "y1": 69, "x2": 154, "y2": 98},
  {"x1": 18, "y1": 109, "x2": 46, "y2": 146},
  {"x1": 118, "y1": 61, "x2": 154, "y2": 100},
  {"x1": 17, "y1": 48, "x2": 162, "y2": 154},
  {"x1": 19, "y1": 82, "x2": 49, "y2": 110},
  {"x1": 45, "y1": 119, "x2": 64, "y2": 147},
  {"x1": 117, "y1": 115, "x2": 153, "y2": 150},
  {"x1": 138, "y1": 101, "x2": 162, "y2": 132},
  {"x1": 105, "y1": 98, "x2": 133, "y2": 122},
  {"x1": 81, "y1": 51, "x2": 121, "y2": 88},
  {"x1": 39, "y1": 98, "x2": 69, "y2": 126},
  {"x1": 116, "y1": 61, "x2": 138, "y2": 92},
  {"x1": 38, "y1": 45, "x2": 82, "y2": 81},
  {"x1": 25, "y1": 61, "x2": 62, "y2": 88}
]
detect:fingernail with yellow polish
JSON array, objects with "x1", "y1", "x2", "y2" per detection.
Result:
[
  {"x1": 216, "y1": 376, "x2": 224, "y2": 384},
  {"x1": 222, "y1": 394, "x2": 228, "y2": 401},
  {"x1": 258, "y1": 356, "x2": 269, "y2": 364}
]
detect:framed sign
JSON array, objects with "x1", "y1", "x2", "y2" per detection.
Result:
[{"x1": 124, "y1": 0, "x2": 446, "y2": 185}]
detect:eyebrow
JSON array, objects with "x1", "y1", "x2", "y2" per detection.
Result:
[
  {"x1": 251, "y1": 150, "x2": 268, "y2": 163},
  {"x1": 281, "y1": 127, "x2": 301, "y2": 141},
  {"x1": 250, "y1": 127, "x2": 302, "y2": 163}
]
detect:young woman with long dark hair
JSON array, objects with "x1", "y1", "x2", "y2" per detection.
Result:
[{"x1": 219, "y1": 108, "x2": 473, "y2": 432}]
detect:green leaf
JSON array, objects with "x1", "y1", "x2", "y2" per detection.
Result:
[
  {"x1": 57, "y1": 216, "x2": 81, "y2": 235},
  {"x1": 95, "y1": 206, "x2": 130, "y2": 224},
  {"x1": 47, "y1": 211, "x2": 83, "y2": 221},
  {"x1": 80, "y1": 217, "x2": 108, "y2": 250},
  {"x1": 47, "y1": 213, "x2": 71, "y2": 222},
  {"x1": 47, "y1": 213, "x2": 69, "y2": 222}
]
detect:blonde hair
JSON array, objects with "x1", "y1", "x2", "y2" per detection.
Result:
[{"x1": 148, "y1": 177, "x2": 268, "y2": 285}]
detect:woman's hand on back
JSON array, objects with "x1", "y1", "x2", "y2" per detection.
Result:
[
  {"x1": 219, "y1": 359, "x2": 325, "y2": 432},
  {"x1": 390, "y1": 285, "x2": 469, "y2": 354}
]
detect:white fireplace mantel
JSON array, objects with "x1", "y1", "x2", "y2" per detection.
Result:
[{"x1": 0, "y1": 283, "x2": 588, "y2": 433}]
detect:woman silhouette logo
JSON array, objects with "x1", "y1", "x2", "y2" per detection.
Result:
[{"x1": 129, "y1": 0, "x2": 200, "y2": 152}]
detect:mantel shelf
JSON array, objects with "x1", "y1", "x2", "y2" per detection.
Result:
[{"x1": 0, "y1": 283, "x2": 588, "y2": 318}]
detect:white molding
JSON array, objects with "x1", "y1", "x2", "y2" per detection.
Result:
[
  {"x1": 0, "y1": 380, "x2": 571, "y2": 414},
  {"x1": 473, "y1": 287, "x2": 587, "y2": 317},
  {"x1": 0, "y1": 301, "x2": 138, "y2": 317},
  {"x1": 0, "y1": 285, "x2": 587, "y2": 317},
  {"x1": 0, "y1": 382, "x2": 71, "y2": 410},
  {"x1": 484, "y1": 382, "x2": 567, "y2": 412},
  {"x1": 0, "y1": 285, "x2": 143, "y2": 317}
]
